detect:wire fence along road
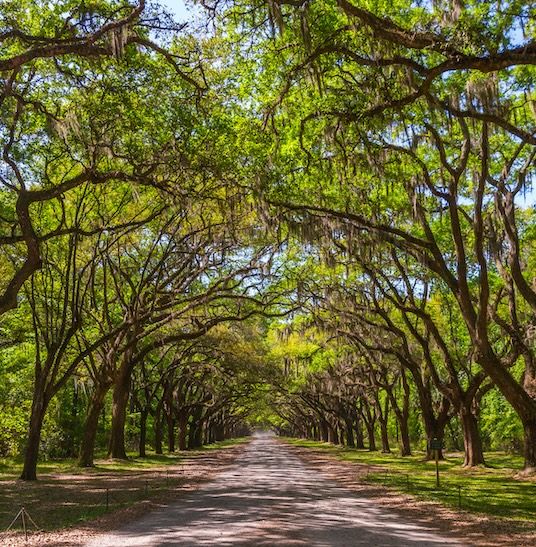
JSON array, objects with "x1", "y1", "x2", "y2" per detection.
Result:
[
  {"x1": 1, "y1": 466, "x2": 189, "y2": 534},
  {"x1": 363, "y1": 468, "x2": 535, "y2": 518}
]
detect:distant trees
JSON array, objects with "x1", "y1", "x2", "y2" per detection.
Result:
[{"x1": 14, "y1": 184, "x2": 285, "y2": 478}]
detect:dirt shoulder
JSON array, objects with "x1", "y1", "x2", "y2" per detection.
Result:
[
  {"x1": 281, "y1": 440, "x2": 536, "y2": 547},
  {"x1": 1, "y1": 441, "x2": 247, "y2": 547}
]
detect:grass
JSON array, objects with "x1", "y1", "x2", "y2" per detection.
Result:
[
  {"x1": 0, "y1": 437, "x2": 248, "y2": 532},
  {"x1": 0, "y1": 453, "x2": 181, "y2": 477},
  {"x1": 283, "y1": 438, "x2": 536, "y2": 522},
  {"x1": 196, "y1": 437, "x2": 250, "y2": 451},
  {"x1": 0, "y1": 437, "x2": 249, "y2": 478}
]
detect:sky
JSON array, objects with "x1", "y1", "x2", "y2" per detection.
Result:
[{"x1": 159, "y1": 0, "x2": 190, "y2": 19}]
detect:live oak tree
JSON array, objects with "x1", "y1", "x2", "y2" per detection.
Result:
[
  {"x1": 18, "y1": 184, "x2": 162, "y2": 479},
  {"x1": 219, "y1": 0, "x2": 536, "y2": 470},
  {"x1": 0, "y1": 0, "x2": 203, "y2": 316}
]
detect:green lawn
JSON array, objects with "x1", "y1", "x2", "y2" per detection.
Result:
[
  {"x1": 0, "y1": 437, "x2": 249, "y2": 478},
  {"x1": 0, "y1": 453, "x2": 182, "y2": 477},
  {"x1": 283, "y1": 438, "x2": 536, "y2": 521}
]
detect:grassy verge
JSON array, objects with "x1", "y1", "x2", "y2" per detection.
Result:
[
  {"x1": 0, "y1": 437, "x2": 248, "y2": 531},
  {"x1": 0, "y1": 437, "x2": 249, "y2": 477},
  {"x1": 283, "y1": 438, "x2": 536, "y2": 522}
]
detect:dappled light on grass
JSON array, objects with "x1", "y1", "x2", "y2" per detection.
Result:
[
  {"x1": 0, "y1": 441, "x2": 244, "y2": 537},
  {"x1": 284, "y1": 438, "x2": 536, "y2": 522}
]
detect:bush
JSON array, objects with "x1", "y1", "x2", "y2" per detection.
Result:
[{"x1": 0, "y1": 408, "x2": 28, "y2": 456}]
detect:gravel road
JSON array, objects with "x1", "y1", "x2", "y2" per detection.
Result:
[{"x1": 86, "y1": 432, "x2": 461, "y2": 546}]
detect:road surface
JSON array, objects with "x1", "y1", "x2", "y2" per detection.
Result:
[{"x1": 86, "y1": 432, "x2": 460, "y2": 546}]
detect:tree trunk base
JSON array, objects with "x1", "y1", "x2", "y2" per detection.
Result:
[
  {"x1": 517, "y1": 466, "x2": 536, "y2": 476},
  {"x1": 462, "y1": 462, "x2": 486, "y2": 468}
]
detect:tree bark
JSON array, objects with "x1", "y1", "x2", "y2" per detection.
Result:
[
  {"x1": 166, "y1": 411, "x2": 175, "y2": 452},
  {"x1": 177, "y1": 413, "x2": 188, "y2": 450},
  {"x1": 108, "y1": 365, "x2": 130, "y2": 460},
  {"x1": 523, "y1": 419, "x2": 536, "y2": 473},
  {"x1": 361, "y1": 401, "x2": 377, "y2": 451},
  {"x1": 194, "y1": 421, "x2": 204, "y2": 447},
  {"x1": 79, "y1": 382, "x2": 110, "y2": 467},
  {"x1": 398, "y1": 413, "x2": 411, "y2": 456},
  {"x1": 390, "y1": 371, "x2": 412, "y2": 456},
  {"x1": 459, "y1": 406, "x2": 485, "y2": 466},
  {"x1": 355, "y1": 417, "x2": 365, "y2": 448},
  {"x1": 379, "y1": 418, "x2": 390, "y2": 453},
  {"x1": 378, "y1": 397, "x2": 391, "y2": 453},
  {"x1": 139, "y1": 409, "x2": 149, "y2": 458},
  {"x1": 188, "y1": 406, "x2": 204, "y2": 449},
  {"x1": 418, "y1": 387, "x2": 450, "y2": 460},
  {"x1": 476, "y1": 348, "x2": 536, "y2": 469},
  {"x1": 20, "y1": 381, "x2": 47, "y2": 480},
  {"x1": 328, "y1": 423, "x2": 339, "y2": 444},
  {"x1": 320, "y1": 419, "x2": 329, "y2": 442},
  {"x1": 345, "y1": 418, "x2": 355, "y2": 447},
  {"x1": 154, "y1": 401, "x2": 164, "y2": 455},
  {"x1": 366, "y1": 424, "x2": 376, "y2": 451},
  {"x1": 214, "y1": 419, "x2": 225, "y2": 442}
]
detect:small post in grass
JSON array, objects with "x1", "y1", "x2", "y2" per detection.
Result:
[{"x1": 435, "y1": 449, "x2": 439, "y2": 488}]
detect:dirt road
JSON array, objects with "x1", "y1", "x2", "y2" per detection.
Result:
[{"x1": 86, "y1": 432, "x2": 460, "y2": 546}]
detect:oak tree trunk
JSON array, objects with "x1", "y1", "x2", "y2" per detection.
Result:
[
  {"x1": 355, "y1": 419, "x2": 365, "y2": 448},
  {"x1": 178, "y1": 413, "x2": 188, "y2": 451},
  {"x1": 366, "y1": 425, "x2": 376, "y2": 451},
  {"x1": 523, "y1": 419, "x2": 536, "y2": 472},
  {"x1": 20, "y1": 381, "x2": 47, "y2": 480},
  {"x1": 379, "y1": 418, "x2": 390, "y2": 453},
  {"x1": 139, "y1": 409, "x2": 148, "y2": 458},
  {"x1": 108, "y1": 368, "x2": 130, "y2": 460},
  {"x1": 154, "y1": 402, "x2": 164, "y2": 455},
  {"x1": 345, "y1": 419, "x2": 355, "y2": 447},
  {"x1": 166, "y1": 411, "x2": 175, "y2": 452},
  {"x1": 460, "y1": 406, "x2": 485, "y2": 467},
  {"x1": 79, "y1": 382, "x2": 109, "y2": 467}
]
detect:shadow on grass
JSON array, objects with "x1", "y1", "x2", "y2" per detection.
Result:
[
  {"x1": 0, "y1": 438, "x2": 248, "y2": 532},
  {"x1": 283, "y1": 438, "x2": 536, "y2": 522}
]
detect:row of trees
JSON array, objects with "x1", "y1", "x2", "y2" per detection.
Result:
[
  {"x1": 1, "y1": 0, "x2": 536, "y2": 483},
  {"x1": 0, "y1": 0, "x2": 286, "y2": 480},
  {"x1": 214, "y1": 0, "x2": 536, "y2": 471}
]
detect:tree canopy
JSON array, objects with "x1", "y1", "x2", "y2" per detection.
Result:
[{"x1": 1, "y1": 0, "x2": 536, "y2": 481}]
